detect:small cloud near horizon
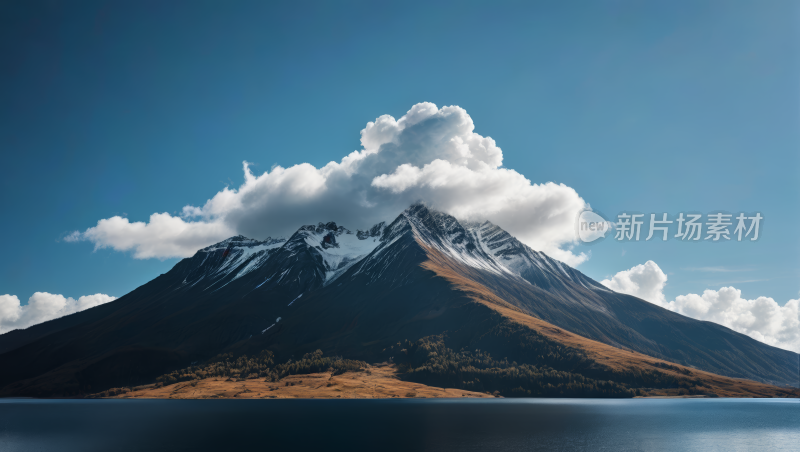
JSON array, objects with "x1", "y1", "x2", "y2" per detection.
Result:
[{"x1": 0, "y1": 293, "x2": 116, "y2": 334}]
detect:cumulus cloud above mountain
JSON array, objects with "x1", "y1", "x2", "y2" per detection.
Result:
[
  {"x1": 599, "y1": 261, "x2": 668, "y2": 306},
  {"x1": 0, "y1": 293, "x2": 116, "y2": 334},
  {"x1": 602, "y1": 262, "x2": 800, "y2": 353},
  {"x1": 67, "y1": 103, "x2": 589, "y2": 265}
]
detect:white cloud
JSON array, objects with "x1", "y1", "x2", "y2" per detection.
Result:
[
  {"x1": 67, "y1": 103, "x2": 589, "y2": 265},
  {"x1": 600, "y1": 260, "x2": 667, "y2": 306},
  {"x1": 0, "y1": 293, "x2": 116, "y2": 334},
  {"x1": 602, "y1": 262, "x2": 800, "y2": 353},
  {"x1": 66, "y1": 213, "x2": 235, "y2": 260}
]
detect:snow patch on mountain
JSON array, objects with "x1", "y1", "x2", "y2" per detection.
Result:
[
  {"x1": 219, "y1": 240, "x2": 286, "y2": 280},
  {"x1": 466, "y1": 220, "x2": 557, "y2": 276},
  {"x1": 462, "y1": 219, "x2": 610, "y2": 292},
  {"x1": 402, "y1": 204, "x2": 517, "y2": 278},
  {"x1": 288, "y1": 294, "x2": 302, "y2": 306},
  {"x1": 182, "y1": 236, "x2": 288, "y2": 290},
  {"x1": 291, "y1": 221, "x2": 387, "y2": 284}
]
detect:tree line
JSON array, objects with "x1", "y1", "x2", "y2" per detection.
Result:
[
  {"x1": 154, "y1": 349, "x2": 367, "y2": 386},
  {"x1": 389, "y1": 319, "x2": 720, "y2": 398},
  {"x1": 393, "y1": 334, "x2": 637, "y2": 398}
]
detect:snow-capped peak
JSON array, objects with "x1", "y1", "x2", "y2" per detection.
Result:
[
  {"x1": 462, "y1": 219, "x2": 610, "y2": 292},
  {"x1": 287, "y1": 221, "x2": 389, "y2": 284},
  {"x1": 400, "y1": 204, "x2": 518, "y2": 277},
  {"x1": 356, "y1": 221, "x2": 386, "y2": 240},
  {"x1": 177, "y1": 235, "x2": 287, "y2": 290},
  {"x1": 396, "y1": 204, "x2": 608, "y2": 293}
]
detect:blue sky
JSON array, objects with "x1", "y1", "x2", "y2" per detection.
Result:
[{"x1": 1, "y1": 0, "x2": 798, "y2": 312}]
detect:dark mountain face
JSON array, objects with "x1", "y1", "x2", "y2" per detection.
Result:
[{"x1": 0, "y1": 204, "x2": 796, "y2": 396}]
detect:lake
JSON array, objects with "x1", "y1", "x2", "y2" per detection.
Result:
[{"x1": 1, "y1": 398, "x2": 797, "y2": 451}]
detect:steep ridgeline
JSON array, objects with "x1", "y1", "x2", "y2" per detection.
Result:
[{"x1": 0, "y1": 203, "x2": 796, "y2": 397}]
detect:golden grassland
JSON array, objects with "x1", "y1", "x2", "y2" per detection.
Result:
[
  {"x1": 108, "y1": 361, "x2": 794, "y2": 400},
  {"x1": 111, "y1": 363, "x2": 494, "y2": 400}
]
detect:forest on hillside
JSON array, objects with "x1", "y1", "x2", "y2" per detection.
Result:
[{"x1": 390, "y1": 319, "x2": 717, "y2": 398}]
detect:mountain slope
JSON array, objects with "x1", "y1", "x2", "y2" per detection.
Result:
[{"x1": 408, "y1": 205, "x2": 798, "y2": 386}]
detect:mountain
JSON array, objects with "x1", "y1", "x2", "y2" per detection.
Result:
[{"x1": 0, "y1": 204, "x2": 797, "y2": 397}]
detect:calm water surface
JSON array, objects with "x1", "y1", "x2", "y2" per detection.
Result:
[{"x1": 0, "y1": 398, "x2": 797, "y2": 451}]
